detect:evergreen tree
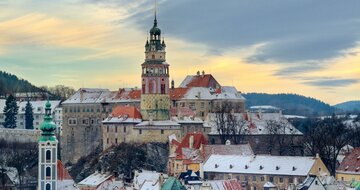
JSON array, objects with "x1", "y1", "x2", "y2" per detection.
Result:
[
  {"x1": 25, "y1": 100, "x2": 34, "y2": 129},
  {"x1": 3, "y1": 95, "x2": 18, "y2": 128}
]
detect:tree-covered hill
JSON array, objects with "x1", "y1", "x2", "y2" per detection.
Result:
[
  {"x1": 334, "y1": 100, "x2": 360, "y2": 113},
  {"x1": 0, "y1": 71, "x2": 42, "y2": 97},
  {"x1": 243, "y1": 93, "x2": 337, "y2": 116}
]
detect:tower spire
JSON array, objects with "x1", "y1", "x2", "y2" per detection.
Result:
[{"x1": 154, "y1": 0, "x2": 157, "y2": 26}]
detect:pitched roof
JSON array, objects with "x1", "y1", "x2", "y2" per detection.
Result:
[
  {"x1": 175, "y1": 132, "x2": 208, "y2": 155},
  {"x1": 337, "y1": 147, "x2": 360, "y2": 174},
  {"x1": 204, "y1": 155, "x2": 318, "y2": 176},
  {"x1": 111, "y1": 105, "x2": 142, "y2": 119},
  {"x1": 57, "y1": 160, "x2": 73, "y2": 181},
  {"x1": 208, "y1": 180, "x2": 243, "y2": 190},
  {"x1": 161, "y1": 177, "x2": 186, "y2": 190},
  {"x1": 169, "y1": 87, "x2": 189, "y2": 101},
  {"x1": 203, "y1": 144, "x2": 254, "y2": 159},
  {"x1": 179, "y1": 74, "x2": 220, "y2": 88},
  {"x1": 78, "y1": 172, "x2": 113, "y2": 187}
]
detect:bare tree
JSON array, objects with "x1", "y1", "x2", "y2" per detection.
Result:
[
  {"x1": 213, "y1": 101, "x2": 248, "y2": 144},
  {"x1": 303, "y1": 116, "x2": 353, "y2": 175}
]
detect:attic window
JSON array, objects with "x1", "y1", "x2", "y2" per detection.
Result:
[
  {"x1": 345, "y1": 166, "x2": 349, "y2": 171},
  {"x1": 245, "y1": 165, "x2": 249, "y2": 169},
  {"x1": 260, "y1": 165, "x2": 263, "y2": 170},
  {"x1": 292, "y1": 166, "x2": 296, "y2": 171},
  {"x1": 276, "y1": 166, "x2": 280, "y2": 170},
  {"x1": 215, "y1": 164, "x2": 219, "y2": 168}
]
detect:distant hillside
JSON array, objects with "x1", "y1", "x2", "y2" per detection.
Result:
[
  {"x1": 334, "y1": 101, "x2": 360, "y2": 112},
  {"x1": 0, "y1": 71, "x2": 42, "y2": 97},
  {"x1": 243, "y1": 93, "x2": 336, "y2": 116}
]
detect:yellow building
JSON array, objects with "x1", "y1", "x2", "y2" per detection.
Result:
[{"x1": 336, "y1": 148, "x2": 360, "y2": 182}]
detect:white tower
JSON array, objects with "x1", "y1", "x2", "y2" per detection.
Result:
[{"x1": 38, "y1": 101, "x2": 58, "y2": 190}]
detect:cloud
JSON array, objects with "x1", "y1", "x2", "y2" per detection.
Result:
[
  {"x1": 126, "y1": 0, "x2": 360, "y2": 63},
  {"x1": 302, "y1": 78, "x2": 359, "y2": 87}
]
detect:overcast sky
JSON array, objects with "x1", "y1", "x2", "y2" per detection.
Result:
[{"x1": 0, "y1": 0, "x2": 359, "y2": 104}]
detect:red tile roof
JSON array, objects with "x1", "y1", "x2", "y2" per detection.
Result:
[
  {"x1": 223, "y1": 179, "x2": 243, "y2": 190},
  {"x1": 170, "y1": 107, "x2": 196, "y2": 117},
  {"x1": 115, "y1": 88, "x2": 141, "y2": 100},
  {"x1": 57, "y1": 160, "x2": 73, "y2": 181},
  {"x1": 175, "y1": 132, "x2": 208, "y2": 155},
  {"x1": 337, "y1": 147, "x2": 360, "y2": 174},
  {"x1": 184, "y1": 74, "x2": 220, "y2": 88},
  {"x1": 111, "y1": 105, "x2": 142, "y2": 119},
  {"x1": 170, "y1": 87, "x2": 189, "y2": 101}
]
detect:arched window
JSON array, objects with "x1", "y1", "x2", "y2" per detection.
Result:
[
  {"x1": 46, "y1": 150, "x2": 51, "y2": 161},
  {"x1": 46, "y1": 167, "x2": 51, "y2": 178},
  {"x1": 46, "y1": 183, "x2": 51, "y2": 190}
]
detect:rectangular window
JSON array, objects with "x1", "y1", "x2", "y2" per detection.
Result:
[
  {"x1": 200, "y1": 102, "x2": 205, "y2": 108},
  {"x1": 124, "y1": 126, "x2": 126, "y2": 133},
  {"x1": 161, "y1": 84, "x2": 165, "y2": 94},
  {"x1": 107, "y1": 126, "x2": 109, "y2": 132},
  {"x1": 279, "y1": 177, "x2": 284, "y2": 183},
  {"x1": 115, "y1": 138, "x2": 118, "y2": 144},
  {"x1": 261, "y1": 176, "x2": 265, "y2": 181},
  {"x1": 270, "y1": 176, "x2": 274, "y2": 182},
  {"x1": 139, "y1": 129, "x2": 142, "y2": 134},
  {"x1": 252, "y1": 176, "x2": 256, "y2": 181},
  {"x1": 161, "y1": 129, "x2": 164, "y2": 134},
  {"x1": 289, "y1": 177, "x2": 293, "y2": 183},
  {"x1": 107, "y1": 138, "x2": 109, "y2": 144},
  {"x1": 115, "y1": 126, "x2": 117, "y2": 133}
]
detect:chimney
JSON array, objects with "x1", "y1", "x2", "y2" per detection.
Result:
[
  {"x1": 189, "y1": 135, "x2": 194, "y2": 149},
  {"x1": 316, "y1": 153, "x2": 320, "y2": 159},
  {"x1": 80, "y1": 89, "x2": 84, "y2": 102},
  {"x1": 196, "y1": 71, "x2": 200, "y2": 76},
  {"x1": 171, "y1": 79, "x2": 174, "y2": 89}
]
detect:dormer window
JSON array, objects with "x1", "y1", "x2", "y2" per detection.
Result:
[
  {"x1": 245, "y1": 165, "x2": 249, "y2": 169},
  {"x1": 215, "y1": 164, "x2": 219, "y2": 168},
  {"x1": 230, "y1": 164, "x2": 233, "y2": 169},
  {"x1": 345, "y1": 166, "x2": 349, "y2": 171},
  {"x1": 260, "y1": 165, "x2": 263, "y2": 170},
  {"x1": 276, "y1": 166, "x2": 280, "y2": 170},
  {"x1": 292, "y1": 166, "x2": 296, "y2": 171}
]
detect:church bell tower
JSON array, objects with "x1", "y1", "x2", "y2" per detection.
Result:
[
  {"x1": 140, "y1": 11, "x2": 170, "y2": 121},
  {"x1": 38, "y1": 101, "x2": 58, "y2": 190}
]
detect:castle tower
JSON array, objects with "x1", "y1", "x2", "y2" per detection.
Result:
[
  {"x1": 38, "y1": 101, "x2": 58, "y2": 190},
  {"x1": 141, "y1": 11, "x2": 170, "y2": 120}
]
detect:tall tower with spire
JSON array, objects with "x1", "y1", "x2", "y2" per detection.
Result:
[
  {"x1": 141, "y1": 9, "x2": 170, "y2": 121},
  {"x1": 38, "y1": 101, "x2": 58, "y2": 190}
]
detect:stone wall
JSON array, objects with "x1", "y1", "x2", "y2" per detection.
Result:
[{"x1": 0, "y1": 128, "x2": 41, "y2": 143}]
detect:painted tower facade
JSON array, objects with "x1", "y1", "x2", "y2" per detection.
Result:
[
  {"x1": 38, "y1": 101, "x2": 58, "y2": 190},
  {"x1": 141, "y1": 13, "x2": 170, "y2": 121}
]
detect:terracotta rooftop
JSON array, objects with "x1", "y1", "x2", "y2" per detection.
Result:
[
  {"x1": 57, "y1": 160, "x2": 73, "y2": 181},
  {"x1": 179, "y1": 74, "x2": 220, "y2": 88},
  {"x1": 175, "y1": 132, "x2": 208, "y2": 155},
  {"x1": 111, "y1": 105, "x2": 142, "y2": 119},
  {"x1": 170, "y1": 87, "x2": 189, "y2": 101},
  {"x1": 337, "y1": 147, "x2": 360, "y2": 174},
  {"x1": 115, "y1": 88, "x2": 141, "y2": 100}
]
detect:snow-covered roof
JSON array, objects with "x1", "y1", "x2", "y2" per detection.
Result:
[
  {"x1": 172, "y1": 116, "x2": 203, "y2": 124},
  {"x1": 63, "y1": 88, "x2": 141, "y2": 104},
  {"x1": 136, "y1": 120, "x2": 180, "y2": 127},
  {"x1": 284, "y1": 115, "x2": 307, "y2": 119},
  {"x1": 263, "y1": 182, "x2": 276, "y2": 188},
  {"x1": 206, "y1": 113, "x2": 302, "y2": 135},
  {"x1": 179, "y1": 76, "x2": 196, "y2": 88},
  {"x1": 203, "y1": 155, "x2": 317, "y2": 176},
  {"x1": 134, "y1": 170, "x2": 167, "y2": 190},
  {"x1": 78, "y1": 172, "x2": 113, "y2": 187},
  {"x1": 181, "y1": 87, "x2": 245, "y2": 101},
  {"x1": 250, "y1": 105, "x2": 280, "y2": 110},
  {"x1": 0, "y1": 100, "x2": 60, "y2": 114},
  {"x1": 102, "y1": 117, "x2": 142, "y2": 124}
]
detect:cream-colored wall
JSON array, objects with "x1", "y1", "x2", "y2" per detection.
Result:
[
  {"x1": 309, "y1": 157, "x2": 330, "y2": 176},
  {"x1": 336, "y1": 173, "x2": 360, "y2": 182},
  {"x1": 102, "y1": 123, "x2": 182, "y2": 150}
]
